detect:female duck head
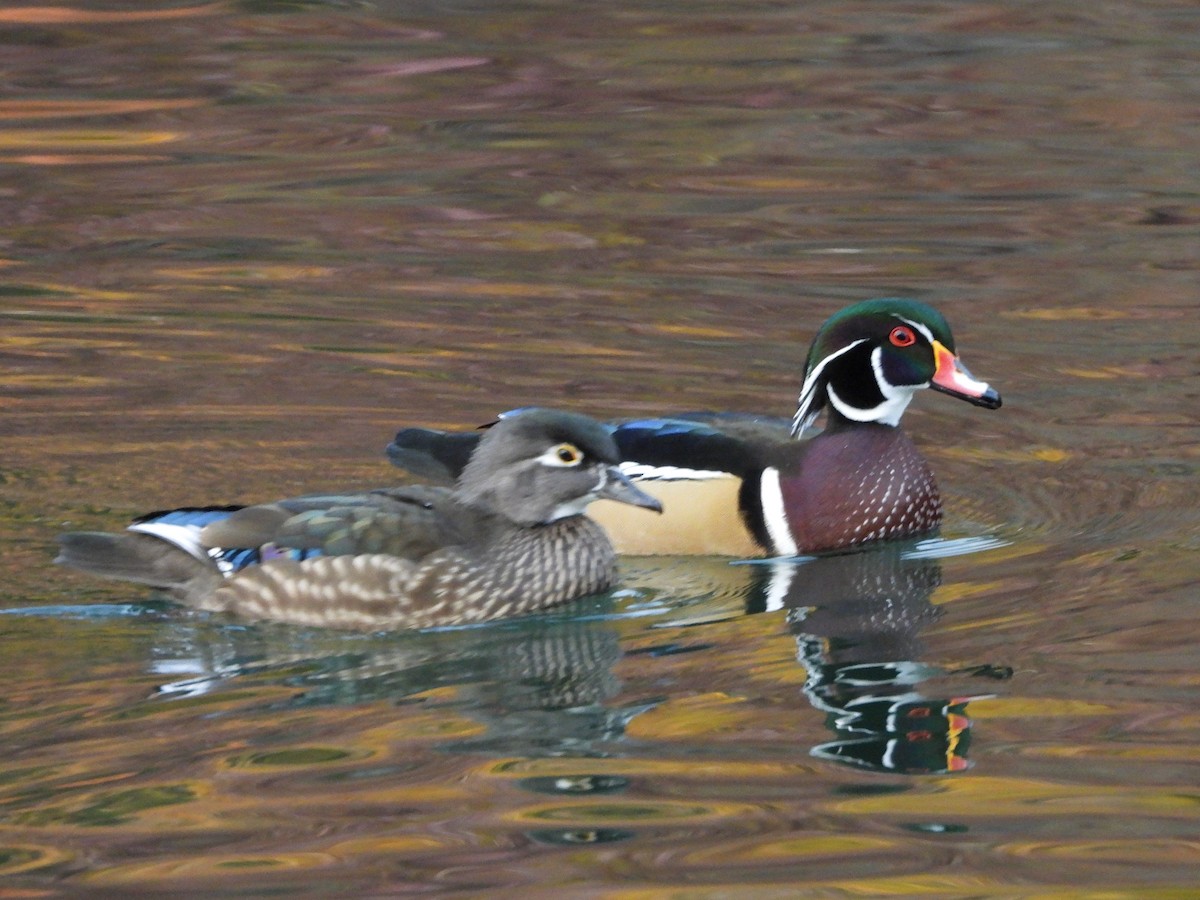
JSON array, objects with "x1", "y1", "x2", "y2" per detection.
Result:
[{"x1": 455, "y1": 408, "x2": 662, "y2": 525}]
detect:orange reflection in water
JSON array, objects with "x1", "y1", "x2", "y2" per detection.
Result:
[{"x1": 0, "y1": 4, "x2": 225, "y2": 25}]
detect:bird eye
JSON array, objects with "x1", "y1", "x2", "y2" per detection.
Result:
[
  {"x1": 889, "y1": 325, "x2": 916, "y2": 347},
  {"x1": 553, "y1": 443, "x2": 582, "y2": 465}
]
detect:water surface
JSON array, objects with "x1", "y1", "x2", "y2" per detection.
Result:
[{"x1": 2, "y1": 0, "x2": 1198, "y2": 895}]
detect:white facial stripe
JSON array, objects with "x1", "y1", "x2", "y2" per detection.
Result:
[
  {"x1": 792, "y1": 338, "x2": 869, "y2": 437},
  {"x1": 790, "y1": 408, "x2": 821, "y2": 442},
  {"x1": 760, "y1": 467, "x2": 798, "y2": 556},
  {"x1": 870, "y1": 344, "x2": 912, "y2": 405},
  {"x1": 896, "y1": 315, "x2": 935, "y2": 345}
]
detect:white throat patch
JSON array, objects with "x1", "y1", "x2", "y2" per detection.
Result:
[{"x1": 824, "y1": 345, "x2": 919, "y2": 426}]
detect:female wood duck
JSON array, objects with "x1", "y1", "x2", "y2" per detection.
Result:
[
  {"x1": 56, "y1": 409, "x2": 662, "y2": 630},
  {"x1": 387, "y1": 299, "x2": 1001, "y2": 557}
]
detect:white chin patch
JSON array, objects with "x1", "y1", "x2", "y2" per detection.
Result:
[
  {"x1": 546, "y1": 469, "x2": 608, "y2": 521},
  {"x1": 548, "y1": 496, "x2": 595, "y2": 521}
]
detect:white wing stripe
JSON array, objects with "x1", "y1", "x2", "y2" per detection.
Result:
[
  {"x1": 619, "y1": 463, "x2": 728, "y2": 482},
  {"x1": 127, "y1": 521, "x2": 210, "y2": 563}
]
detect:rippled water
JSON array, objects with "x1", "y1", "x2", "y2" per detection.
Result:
[{"x1": 2, "y1": 0, "x2": 1199, "y2": 894}]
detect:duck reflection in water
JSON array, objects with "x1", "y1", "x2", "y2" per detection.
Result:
[
  {"x1": 144, "y1": 540, "x2": 1007, "y2": 771},
  {"x1": 150, "y1": 600, "x2": 650, "y2": 758},
  {"x1": 743, "y1": 539, "x2": 1010, "y2": 776}
]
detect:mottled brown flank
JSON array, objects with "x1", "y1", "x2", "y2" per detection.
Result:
[
  {"x1": 776, "y1": 425, "x2": 941, "y2": 554},
  {"x1": 204, "y1": 516, "x2": 618, "y2": 630}
]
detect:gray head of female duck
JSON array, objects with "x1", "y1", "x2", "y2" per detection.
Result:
[{"x1": 454, "y1": 407, "x2": 662, "y2": 524}]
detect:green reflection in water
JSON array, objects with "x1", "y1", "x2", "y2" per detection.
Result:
[
  {"x1": 0, "y1": 846, "x2": 52, "y2": 874},
  {"x1": 111, "y1": 691, "x2": 265, "y2": 719},
  {"x1": 15, "y1": 784, "x2": 195, "y2": 828},
  {"x1": 527, "y1": 829, "x2": 635, "y2": 846},
  {"x1": 833, "y1": 783, "x2": 913, "y2": 797},
  {"x1": 524, "y1": 803, "x2": 710, "y2": 822},
  {"x1": 0, "y1": 284, "x2": 65, "y2": 297},
  {"x1": 0, "y1": 765, "x2": 58, "y2": 787},
  {"x1": 231, "y1": 747, "x2": 354, "y2": 766},
  {"x1": 0, "y1": 847, "x2": 40, "y2": 868}
]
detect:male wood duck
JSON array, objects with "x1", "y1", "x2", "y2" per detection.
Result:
[
  {"x1": 56, "y1": 409, "x2": 662, "y2": 630},
  {"x1": 386, "y1": 299, "x2": 1001, "y2": 557}
]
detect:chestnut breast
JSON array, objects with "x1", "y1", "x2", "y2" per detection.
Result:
[{"x1": 763, "y1": 424, "x2": 941, "y2": 554}]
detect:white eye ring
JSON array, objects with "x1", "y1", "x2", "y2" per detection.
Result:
[{"x1": 538, "y1": 443, "x2": 584, "y2": 467}]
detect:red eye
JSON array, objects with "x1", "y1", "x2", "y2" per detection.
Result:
[{"x1": 889, "y1": 326, "x2": 916, "y2": 347}]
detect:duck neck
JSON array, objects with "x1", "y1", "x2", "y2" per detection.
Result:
[
  {"x1": 820, "y1": 400, "x2": 904, "y2": 434},
  {"x1": 823, "y1": 376, "x2": 914, "y2": 429}
]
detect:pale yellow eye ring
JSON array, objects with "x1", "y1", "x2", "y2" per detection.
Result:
[{"x1": 538, "y1": 443, "x2": 583, "y2": 467}]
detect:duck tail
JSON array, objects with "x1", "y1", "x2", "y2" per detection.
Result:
[
  {"x1": 56, "y1": 531, "x2": 221, "y2": 597},
  {"x1": 385, "y1": 427, "x2": 480, "y2": 483}
]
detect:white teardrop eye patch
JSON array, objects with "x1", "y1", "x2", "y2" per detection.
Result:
[{"x1": 539, "y1": 442, "x2": 584, "y2": 467}]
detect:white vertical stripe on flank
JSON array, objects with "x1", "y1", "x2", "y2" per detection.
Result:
[{"x1": 759, "y1": 467, "x2": 798, "y2": 557}]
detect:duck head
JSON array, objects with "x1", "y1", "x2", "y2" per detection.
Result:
[
  {"x1": 455, "y1": 408, "x2": 663, "y2": 525},
  {"x1": 791, "y1": 299, "x2": 1002, "y2": 438}
]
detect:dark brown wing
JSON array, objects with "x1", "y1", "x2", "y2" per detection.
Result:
[{"x1": 200, "y1": 485, "x2": 460, "y2": 561}]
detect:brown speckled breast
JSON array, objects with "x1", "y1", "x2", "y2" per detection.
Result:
[{"x1": 768, "y1": 424, "x2": 941, "y2": 554}]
